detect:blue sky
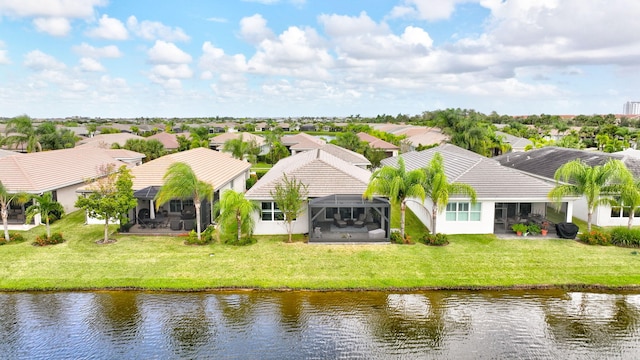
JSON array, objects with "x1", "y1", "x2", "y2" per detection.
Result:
[{"x1": 1, "y1": 0, "x2": 639, "y2": 118}]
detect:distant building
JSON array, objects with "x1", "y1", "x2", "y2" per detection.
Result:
[{"x1": 623, "y1": 101, "x2": 640, "y2": 115}]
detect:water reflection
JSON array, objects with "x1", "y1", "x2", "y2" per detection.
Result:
[{"x1": 1, "y1": 290, "x2": 640, "y2": 359}]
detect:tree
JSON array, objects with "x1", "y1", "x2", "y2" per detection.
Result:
[
  {"x1": 222, "y1": 137, "x2": 260, "y2": 163},
  {"x1": 75, "y1": 165, "x2": 137, "y2": 243},
  {"x1": 549, "y1": 159, "x2": 631, "y2": 231},
  {"x1": 4, "y1": 115, "x2": 41, "y2": 153},
  {"x1": 25, "y1": 192, "x2": 64, "y2": 238},
  {"x1": 617, "y1": 171, "x2": 640, "y2": 229},
  {"x1": 155, "y1": 162, "x2": 213, "y2": 241},
  {"x1": 364, "y1": 157, "x2": 426, "y2": 240},
  {"x1": 332, "y1": 132, "x2": 365, "y2": 153},
  {"x1": 270, "y1": 175, "x2": 309, "y2": 243},
  {"x1": 0, "y1": 181, "x2": 29, "y2": 242},
  {"x1": 266, "y1": 141, "x2": 289, "y2": 164},
  {"x1": 422, "y1": 153, "x2": 477, "y2": 234},
  {"x1": 214, "y1": 190, "x2": 259, "y2": 244}
]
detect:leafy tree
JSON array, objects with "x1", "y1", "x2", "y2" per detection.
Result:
[
  {"x1": 364, "y1": 157, "x2": 426, "y2": 240},
  {"x1": 214, "y1": 189, "x2": 259, "y2": 244},
  {"x1": 117, "y1": 138, "x2": 166, "y2": 162},
  {"x1": 37, "y1": 123, "x2": 78, "y2": 150},
  {"x1": 222, "y1": 137, "x2": 260, "y2": 163},
  {"x1": 155, "y1": 162, "x2": 213, "y2": 241},
  {"x1": 4, "y1": 115, "x2": 41, "y2": 153},
  {"x1": 75, "y1": 165, "x2": 137, "y2": 243},
  {"x1": 422, "y1": 153, "x2": 477, "y2": 234},
  {"x1": 549, "y1": 159, "x2": 631, "y2": 231},
  {"x1": 0, "y1": 181, "x2": 29, "y2": 242},
  {"x1": 270, "y1": 175, "x2": 309, "y2": 243},
  {"x1": 616, "y1": 168, "x2": 640, "y2": 229},
  {"x1": 25, "y1": 191, "x2": 64, "y2": 238},
  {"x1": 363, "y1": 145, "x2": 386, "y2": 169},
  {"x1": 176, "y1": 135, "x2": 191, "y2": 151},
  {"x1": 266, "y1": 141, "x2": 289, "y2": 164},
  {"x1": 332, "y1": 132, "x2": 365, "y2": 153}
]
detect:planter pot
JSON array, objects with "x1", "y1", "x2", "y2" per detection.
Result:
[
  {"x1": 516, "y1": 231, "x2": 523, "y2": 236},
  {"x1": 541, "y1": 229, "x2": 548, "y2": 236}
]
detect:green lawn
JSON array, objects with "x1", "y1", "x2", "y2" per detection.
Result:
[{"x1": 1, "y1": 210, "x2": 640, "y2": 291}]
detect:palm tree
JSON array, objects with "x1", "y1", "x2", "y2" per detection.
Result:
[
  {"x1": 364, "y1": 157, "x2": 426, "y2": 240},
  {"x1": 155, "y1": 162, "x2": 213, "y2": 241},
  {"x1": 222, "y1": 137, "x2": 259, "y2": 163},
  {"x1": 25, "y1": 192, "x2": 64, "y2": 238},
  {"x1": 617, "y1": 171, "x2": 640, "y2": 229},
  {"x1": 214, "y1": 190, "x2": 259, "y2": 244},
  {"x1": 549, "y1": 159, "x2": 631, "y2": 231},
  {"x1": 0, "y1": 181, "x2": 29, "y2": 242},
  {"x1": 4, "y1": 115, "x2": 41, "y2": 153},
  {"x1": 423, "y1": 153, "x2": 477, "y2": 234}
]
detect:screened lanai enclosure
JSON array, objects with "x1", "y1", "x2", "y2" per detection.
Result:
[{"x1": 308, "y1": 195, "x2": 390, "y2": 243}]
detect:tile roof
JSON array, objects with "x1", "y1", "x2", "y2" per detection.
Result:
[
  {"x1": 148, "y1": 132, "x2": 180, "y2": 150},
  {"x1": 495, "y1": 131, "x2": 533, "y2": 150},
  {"x1": 317, "y1": 144, "x2": 370, "y2": 167},
  {"x1": 357, "y1": 132, "x2": 399, "y2": 150},
  {"x1": 210, "y1": 132, "x2": 266, "y2": 146},
  {"x1": 0, "y1": 147, "x2": 136, "y2": 192},
  {"x1": 77, "y1": 133, "x2": 144, "y2": 149},
  {"x1": 0, "y1": 149, "x2": 22, "y2": 159},
  {"x1": 281, "y1": 132, "x2": 326, "y2": 151},
  {"x1": 245, "y1": 148, "x2": 372, "y2": 199},
  {"x1": 128, "y1": 147, "x2": 251, "y2": 191},
  {"x1": 380, "y1": 144, "x2": 556, "y2": 200},
  {"x1": 494, "y1": 146, "x2": 640, "y2": 179}
]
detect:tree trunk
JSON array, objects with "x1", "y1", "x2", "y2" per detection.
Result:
[
  {"x1": 587, "y1": 211, "x2": 592, "y2": 232},
  {"x1": 45, "y1": 217, "x2": 51, "y2": 239},
  {"x1": 287, "y1": 220, "x2": 292, "y2": 243},
  {"x1": 2, "y1": 205, "x2": 9, "y2": 242},
  {"x1": 431, "y1": 204, "x2": 438, "y2": 235},
  {"x1": 629, "y1": 211, "x2": 635, "y2": 230},
  {"x1": 195, "y1": 203, "x2": 202, "y2": 240},
  {"x1": 400, "y1": 200, "x2": 406, "y2": 241},
  {"x1": 104, "y1": 217, "x2": 109, "y2": 243}
]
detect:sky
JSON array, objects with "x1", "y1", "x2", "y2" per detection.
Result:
[{"x1": 1, "y1": 0, "x2": 639, "y2": 119}]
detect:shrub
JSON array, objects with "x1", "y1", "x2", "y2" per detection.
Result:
[
  {"x1": 511, "y1": 223, "x2": 528, "y2": 234},
  {"x1": 255, "y1": 170, "x2": 269, "y2": 179},
  {"x1": 390, "y1": 231, "x2": 403, "y2": 244},
  {"x1": 609, "y1": 227, "x2": 640, "y2": 248},
  {"x1": 246, "y1": 174, "x2": 258, "y2": 189},
  {"x1": 527, "y1": 224, "x2": 541, "y2": 235},
  {"x1": 184, "y1": 225, "x2": 217, "y2": 245},
  {"x1": 6, "y1": 232, "x2": 26, "y2": 243},
  {"x1": 578, "y1": 230, "x2": 611, "y2": 246},
  {"x1": 33, "y1": 232, "x2": 65, "y2": 246},
  {"x1": 422, "y1": 233, "x2": 449, "y2": 246}
]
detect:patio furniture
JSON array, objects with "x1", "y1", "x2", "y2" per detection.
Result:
[
  {"x1": 353, "y1": 213, "x2": 366, "y2": 228},
  {"x1": 170, "y1": 219, "x2": 183, "y2": 231},
  {"x1": 181, "y1": 206, "x2": 196, "y2": 220},
  {"x1": 184, "y1": 220, "x2": 195, "y2": 231},
  {"x1": 333, "y1": 214, "x2": 347, "y2": 228},
  {"x1": 368, "y1": 228, "x2": 385, "y2": 239}
]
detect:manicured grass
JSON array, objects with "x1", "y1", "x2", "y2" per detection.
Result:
[{"x1": 1, "y1": 210, "x2": 640, "y2": 291}]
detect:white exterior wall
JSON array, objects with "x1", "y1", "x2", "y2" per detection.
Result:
[
  {"x1": 406, "y1": 197, "x2": 495, "y2": 235},
  {"x1": 252, "y1": 204, "x2": 310, "y2": 235},
  {"x1": 56, "y1": 184, "x2": 85, "y2": 213}
]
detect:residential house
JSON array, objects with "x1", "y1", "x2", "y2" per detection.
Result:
[
  {"x1": 494, "y1": 146, "x2": 640, "y2": 228},
  {"x1": 495, "y1": 131, "x2": 533, "y2": 152},
  {"x1": 281, "y1": 132, "x2": 326, "y2": 155},
  {"x1": 77, "y1": 133, "x2": 144, "y2": 149},
  {"x1": 381, "y1": 144, "x2": 576, "y2": 235},
  {"x1": 245, "y1": 148, "x2": 390, "y2": 243},
  {"x1": 148, "y1": 132, "x2": 181, "y2": 152},
  {"x1": 357, "y1": 132, "x2": 399, "y2": 158},
  {"x1": 210, "y1": 132, "x2": 269, "y2": 156},
  {"x1": 0, "y1": 147, "x2": 144, "y2": 229},
  {"x1": 316, "y1": 144, "x2": 371, "y2": 169},
  {"x1": 124, "y1": 147, "x2": 251, "y2": 231}
]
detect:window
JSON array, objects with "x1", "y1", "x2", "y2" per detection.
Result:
[
  {"x1": 611, "y1": 206, "x2": 640, "y2": 218},
  {"x1": 169, "y1": 199, "x2": 195, "y2": 213},
  {"x1": 446, "y1": 202, "x2": 481, "y2": 221},
  {"x1": 261, "y1": 202, "x2": 283, "y2": 221}
]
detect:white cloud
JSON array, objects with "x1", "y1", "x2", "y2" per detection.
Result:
[
  {"x1": 23, "y1": 50, "x2": 66, "y2": 71},
  {"x1": 147, "y1": 40, "x2": 192, "y2": 64},
  {"x1": 78, "y1": 57, "x2": 105, "y2": 72},
  {"x1": 33, "y1": 17, "x2": 71, "y2": 36},
  {"x1": 239, "y1": 14, "x2": 274, "y2": 45},
  {"x1": 150, "y1": 64, "x2": 193, "y2": 79},
  {"x1": 85, "y1": 14, "x2": 128, "y2": 40},
  {"x1": 0, "y1": 41, "x2": 9, "y2": 64},
  {"x1": 390, "y1": 0, "x2": 472, "y2": 21},
  {"x1": 72, "y1": 43, "x2": 123, "y2": 58},
  {"x1": 126, "y1": 16, "x2": 190, "y2": 42},
  {"x1": 0, "y1": 0, "x2": 106, "y2": 18}
]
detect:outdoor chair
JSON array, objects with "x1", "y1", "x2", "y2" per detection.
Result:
[
  {"x1": 333, "y1": 213, "x2": 347, "y2": 228},
  {"x1": 353, "y1": 213, "x2": 366, "y2": 228},
  {"x1": 184, "y1": 220, "x2": 195, "y2": 231},
  {"x1": 170, "y1": 219, "x2": 182, "y2": 231}
]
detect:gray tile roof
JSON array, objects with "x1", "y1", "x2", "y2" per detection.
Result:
[
  {"x1": 245, "y1": 148, "x2": 372, "y2": 200},
  {"x1": 493, "y1": 146, "x2": 640, "y2": 179},
  {"x1": 380, "y1": 144, "x2": 555, "y2": 200},
  {"x1": 495, "y1": 131, "x2": 533, "y2": 150}
]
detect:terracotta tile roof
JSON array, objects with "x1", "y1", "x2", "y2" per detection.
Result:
[
  {"x1": 0, "y1": 147, "x2": 134, "y2": 192},
  {"x1": 148, "y1": 132, "x2": 180, "y2": 150},
  {"x1": 281, "y1": 132, "x2": 326, "y2": 151},
  {"x1": 128, "y1": 147, "x2": 251, "y2": 191},
  {"x1": 245, "y1": 148, "x2": 372, "y2": 200},
  {"x1": 357, "y1": 132, "x2": 399, "y2": 150},
  {"x1": 210, "y1": 132, "x2": 266, "y2": 146},
  {"x1": 0, "y1": 149, "x2": 22, "y2": 159},
  {"x1": 77, "y1": 133, "x2": 144, "y2": 149}
]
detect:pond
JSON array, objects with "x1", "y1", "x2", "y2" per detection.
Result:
[{"x1": 1, "y1": 290, "x2": 639, "y2": 359}]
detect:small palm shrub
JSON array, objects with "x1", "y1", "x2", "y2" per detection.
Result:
[
  {"x1": 577, "y1": 230, "x2": 611, "y2": 246},
  {"x1": 33, "y1": 232, "x2": 65, "y2": 246},
  {"x1": 0, "y1": 232, "x2": 26, "y2": 245},
  {"x1": 422, "y1": 233, "x2": 449, "y2": 246},
  {"x1": 390, "y1": 231, "x2": 403, "y2": 244},
  {"x1": 184, "y1": 225, "x2": 216, "y2": 245},
  {"x1": 609, "y1": 227, "x2": 640, "y2": 248}
]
